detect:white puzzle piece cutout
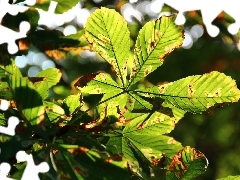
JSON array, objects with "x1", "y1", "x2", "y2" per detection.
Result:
[
  {"x1": 0, "y1": 99, "x2": 49, "y2": 179},
  {"x1": 0, "y1": 0, "x2": 35, "y2": 54},
  {"x1": 157, "y1": 0, "x2": 240, "y2": 37},
  {"x1": 0, "y1": 21, "x2": 30, "y2": 54},
  {"x1": 37, "y1": 1, "x2": 78, "y2": 29},
  {"x1": 0, "y1": 162, "x2": 15, "y2": 180},
  {"x1": 16, "y1": 151, "x2": 50, "y2": 180}
]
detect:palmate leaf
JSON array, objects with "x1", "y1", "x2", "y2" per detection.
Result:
[
  {"x1": 137, "y1": 71, "x2": 240, "y2": 113},
  {"x1": 127, "y1": 15, "x2": 184, "y2": 88},
  {"x1": 166, "y1": 146, "x2": 208, "y2": 179},
  {"x1": 84, "y1": 7, "x2": 130, "y2": 87}
]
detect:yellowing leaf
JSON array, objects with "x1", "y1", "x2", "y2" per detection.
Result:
[
  {"x1": 128, "y1": 15, "x2": 184, "y2": 87},
  {"x1": 85, "y1": 7, "x2": 130, "y2": 87}
]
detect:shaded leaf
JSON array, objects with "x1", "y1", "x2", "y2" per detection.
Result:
[
  {"x1": 0, "y1": 81, "x2": 13, "y2": 100},
  {"x1": 85, "y1": 7, "x2": 130, "y2": 86},
  {"x1": 166, "y1": 146, "x2": 208, "y2": 180},
  {"x1": 218, "y1": 176, "x2": 240, "y2": 180},
  {"x1": 28, "y1": 30, "x2": 87, "y2": 60},
  {"x1": 8, "y1": 76, "x2": 44, "y2": 125},
  {"x1": 33, "y1": 0, "x2": 80, "y2": 14},
  {"x1": 58, "y1": 145, "x2": 131, "y2": 180},
  {"x1": 128, "y1": 15, "x2": 184, "y2": 87}
]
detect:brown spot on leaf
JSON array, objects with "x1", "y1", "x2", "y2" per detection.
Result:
[
  {"x1": 188, "y1": 84, "x2": 195, "y2": 99},
  {"x1": 169, "y1": 146, "x2": 207, "y2": 178},
  {"x1": 151, "y1": 154, "x2": 166, "y2": 168},
  {"x1": 98, "y1": 34, "x2": 110, "y2": 44},
  {"x1": 74, "y1": 73, "x2": 98, "y2": 88},
  {"x1": 136, "y1": 120, "x2": 149, "y2": 129}
]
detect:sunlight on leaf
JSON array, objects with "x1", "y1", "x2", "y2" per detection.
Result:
[
  {"x1": 76, "y1": 73, "x2": 122, "y2": 94},
  {"x1": 85, "y1": 7, "x2": 130, "y2": 87},
  {"x1": 128, "y1": 15, "x2": 184, "y2": 87},
  {"x1": 138, "y1": 71, "x2": 240, "y2": 114}
]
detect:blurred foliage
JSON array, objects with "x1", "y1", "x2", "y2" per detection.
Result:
[{"x1": 0, "y1": 0, "x2": 240, "y2": 180}]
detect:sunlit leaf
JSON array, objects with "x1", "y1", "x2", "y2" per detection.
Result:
[
  {"x1": 128, "y1": 15, "x2": 184, "y2": 87},
  {"x1": 85, "y1": 7, "x2": 130, "y2": 86},
  {"x1": 166, "y1": 146, "x2": 208, "y2": 179},
  {"x1": 76, "y1": 73, "x2": 122, "y2": 94},
  {"x1": 139, "y1": 71, "x2": 240, "y2": 113},
  {"x1": 62, "y1": 93, "x2": 81, "y2": 116},
  {"x1": 44, "y1": 101, "x2": 65, "y2": 123},
  {"x1": 35, "y1": 68, "x2": 62, "y2": 88},
  {"x1": 0, "y1": 59, "x2": 22, "y2": 77},
  {"x1": 33, "y1": 68, "x2": 62, "y2": 99},
  {"x1": 123, "y1": 111, "x2": 182, "y2": 159},
  {"x1": 107, "y1": 108, "x2": 183, "y2": 172}
]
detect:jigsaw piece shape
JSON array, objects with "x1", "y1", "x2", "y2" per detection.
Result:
[
  {"x1": 0, "y1": 99, "x2": 9, "y2": 111},
  {"x1": 0, "y1": 116, "x2": 19, "y2": 136},
  {"x1": 0, "y1": 0, "x2": 35, "y2": 54},
  {"x1": 0, "y1": 162, "x2": 15, "y2": 180},
  {"x1": 161, "y1": 0, "x2": 240, "y2": 37},
  {"x1": 16, "y1": 151, "x2": 49, "y2": 180},
  {"x1": 0, "y1": 0, "x2": 36, "y2": 23},
  {"x1": 0, "y1": 21, "x2": 30, "y2": 54},
  {"x1": 37, "y1": 1, "x2": 78, "y2": 29}
]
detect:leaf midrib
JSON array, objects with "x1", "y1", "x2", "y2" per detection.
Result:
[{"x1": 127, "y1": 20, "x2": 173, "y2": 88}]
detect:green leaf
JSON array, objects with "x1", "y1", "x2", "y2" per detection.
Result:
[
  {"x1": 218, "y1": 176, "x2": 240, "y2": 180},
  {"x1": 8, "y1": 76, "x2": 44, "y2": 125},
  {"x1": 107, "y1": 108, "x2": 183, "y2": 171},
  {"x1": 44, "y1": 101, "x2": 65, "y2": 123},
  {"x1": 140, "y1": 71, "x2": 240, "y2": 113},
  {"x1": 123, "y1": 111, "x2": 182, "y2": 159},
  {"x1": 84, "y1": 7, "x2": 130, "y2": 86},
  {"x1": 33, "y1": 0, "x2": 80, "y2": 14},
  {"x1": 62, "y1": 93, "x2": 81, "y2": 116},
  {"x1": 128, "y1": 15, "x2": 184, "y2": 87},
  {"x1": 35, "y1": 68, "x2": 62, "y2": 88},
  {"x1": 166, "y1": 146, "x2": 208, "y2": 180},
  {"x1": 126, "y1": 93, "x2": 153, "y2": 111},
  {"x1": 106, "y1": 136, "x2": 140, "y2": 169},
  {"x1": 76, "y1": 73, "x2": 123, "y2": 94},
  {"x1": 33, "y1": 68, "x2": 62, "y2": 99},
  {"x1": 0, "y1": 59, "x2": 22, "y2": 77},
  {"x1": 0, "y1": 81, "x2": 13, "y2": 99}
]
